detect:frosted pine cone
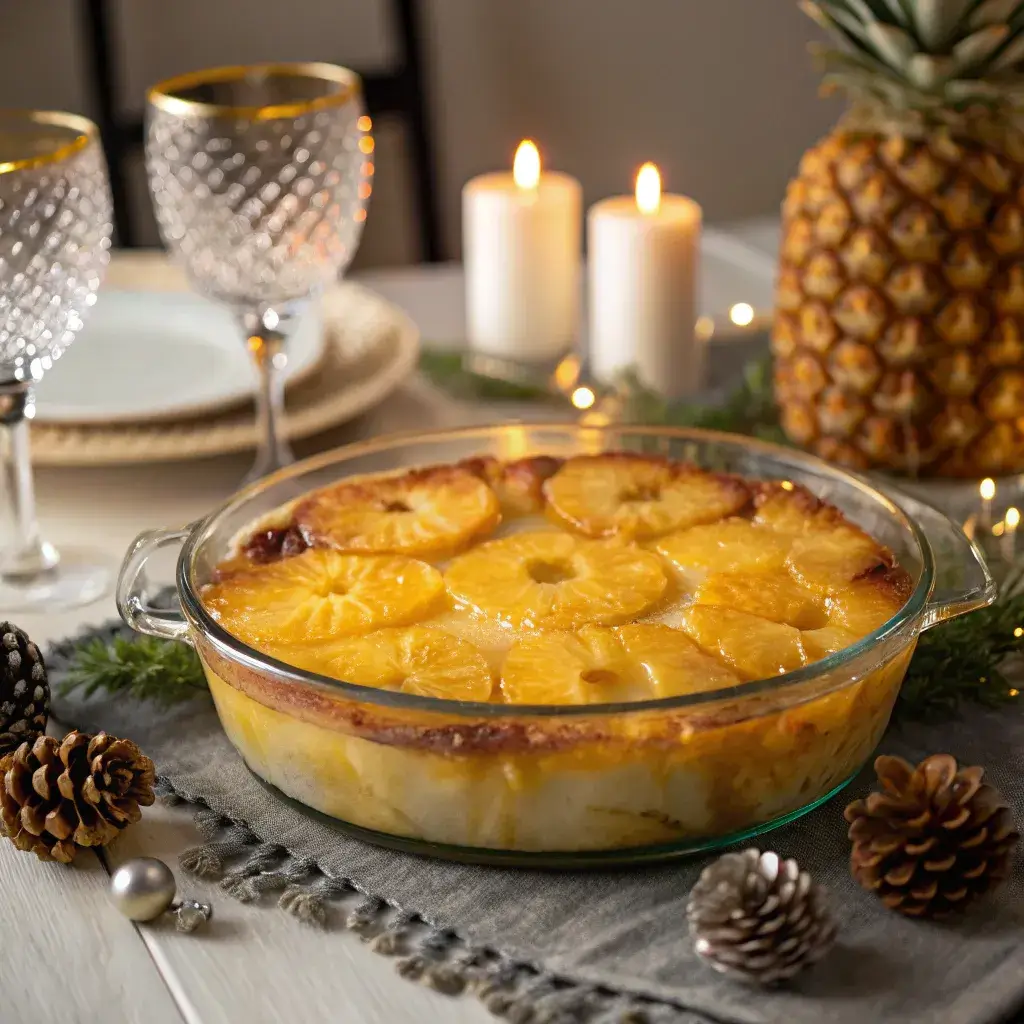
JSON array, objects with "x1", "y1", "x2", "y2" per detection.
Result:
[{"x1": 687, "y1": 848, "x2": 837, "y2": 984}]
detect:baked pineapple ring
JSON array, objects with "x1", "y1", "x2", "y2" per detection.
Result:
[
  {"x1": 444, "y1": 531, "x2": 668, "y2": 630},
  {"x1": 501, "y1": 623, "x2": 742, "y2": 704},
  {"x1": 271, "y1": 627, "x2": 493, "y2": 702},
  {"x1": 203, "y1": 456, "x2": 912, "y2": 704},
  {"x1": 202, "y1": 549, "x2": 445, "y2": 646},
  {"x1": 544, "y1": 454, "x2": 750, "y2": 539},
  {"x1": 294, "y1": 465, "x2": 501, "y2": 557}
]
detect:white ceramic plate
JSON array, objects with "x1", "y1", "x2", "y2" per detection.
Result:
[
  {"x1": 35, "y1": 290, "x2": 325, "y2": 425},
  {"x1": 30, "y1": 281, "x2": 421, "y2": 466}
]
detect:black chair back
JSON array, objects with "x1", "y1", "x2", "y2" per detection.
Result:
[{"x1": 77, "y1": 0, "x2": 442, "y2": 261}]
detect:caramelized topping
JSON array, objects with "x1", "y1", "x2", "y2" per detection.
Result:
[{"x1": 206, "y1": 457, "x2": 911, "y2": 704}]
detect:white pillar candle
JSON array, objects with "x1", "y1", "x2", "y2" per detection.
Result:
[
  {"x1": 463, "y1": 141, "x2": 582, "y2": 363},
  {"x1": 587, "y1": 163, "x2": 702, "y2": 398}
]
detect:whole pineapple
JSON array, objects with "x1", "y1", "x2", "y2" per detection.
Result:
[{"x1": 776, "y1": 0, "x2": 1024, "y2": 476}]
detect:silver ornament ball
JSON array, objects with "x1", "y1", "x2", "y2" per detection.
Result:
[{"x1": 110, "y1": 857, "x2": 177, "y2": 921}]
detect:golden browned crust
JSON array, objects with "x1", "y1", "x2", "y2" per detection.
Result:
[
  {"x1": 752, "y1": 480, "x2": 854, "y2": 529},
  {"x1": 199, "y1": 638, "x2": 629, "y2": 755},
  {"x1": 199, "y1": 632, "x2": 905, "y2": 758},
  {"x1": 753, "y1": 482, "x2": 907, "y2": 609},
  {"x1": 199, "y1": 635, "x2": 793, "y2": 756},
  {"x1": 851, "y1": 561, "x2": 915, "y2": 610},
  {"x1": 754, "y1": 481, "x2": 893, "y2": 556}
]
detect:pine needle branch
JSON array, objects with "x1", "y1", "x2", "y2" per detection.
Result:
[
  {"x1": 893, "y1": 568, "x2": 1024, "y2": 721},
  {"x1": 57, "y1": 634, "x2": 209, "y2": 707}
]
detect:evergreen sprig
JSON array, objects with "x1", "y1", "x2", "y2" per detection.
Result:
[
  {"x1": 894, "y1": 569, "x2": 1024, "y2": 722},
  {"x1": 57, "y1": 634, "x2": 209, "y2": 707},
  {"x1": 618, "y1": 358, "x2": 788, "y2": 444},
  {"x1": 419, "y1": 350, "x2": 566, "y2": 402}
]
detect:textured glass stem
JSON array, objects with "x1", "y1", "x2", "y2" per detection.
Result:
[
  {"x1": 0, "y1": 383, "x2": 58, "y2": 579},
  {"x1": 238, "y1": 309, "x2": 296, "y2": 485}
]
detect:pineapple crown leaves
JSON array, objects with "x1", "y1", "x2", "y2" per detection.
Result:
[{"x1": 801, "y1": 0, "x2": 1024, "y2": 124}]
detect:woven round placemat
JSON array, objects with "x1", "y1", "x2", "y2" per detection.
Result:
[{"x1": 30, "y1": 253, "x2": 420, "y2": 467}]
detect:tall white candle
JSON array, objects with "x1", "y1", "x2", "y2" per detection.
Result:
[
  {"x1": 587, "y1": 163, "x2": 702, "y2": 398},
  {"x1": 463, "y1": 141, "x2": 582, "y2": 363}
]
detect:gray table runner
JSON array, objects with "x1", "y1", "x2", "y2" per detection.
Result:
[{"x1": 51, "y1": 621, "x2": 1024, "y2": 1024}]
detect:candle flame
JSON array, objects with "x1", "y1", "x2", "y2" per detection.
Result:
[
  {"x1": 513, "y1": 140, "x2": 541, "y2": 190},
  {"x1": 1007, "y1": 506, "x2": 1020, "y2": 529},
  {"x1": 981, "y1": 477, "x2": 996, "y2": 500},
  {"x1": 636, "y1": 162, "x2": 661, "y2": 214}
]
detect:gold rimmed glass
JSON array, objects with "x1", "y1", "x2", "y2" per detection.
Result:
[
  {"x1": 0, "y1": 111, "x2": 113, "y2": 610},
  {"x1": 145, "y1": 62, "x2": 373, "y2": 483}
]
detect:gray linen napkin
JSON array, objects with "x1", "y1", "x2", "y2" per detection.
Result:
[{"x1": 51, "y1": 622, "x2": 1024, "y2": 1024}]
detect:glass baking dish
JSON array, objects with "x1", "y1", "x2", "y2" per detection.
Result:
[{"x1": 116, "y1": 425, "x2": 995, "y2": 867}]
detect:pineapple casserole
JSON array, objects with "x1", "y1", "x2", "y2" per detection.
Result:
[
  {"x1": 777, "y1": 1, "x2": 1024, "y2": 475},
  {"x1": 201, "y1": 453, "x2": 910, "y2": 705},
  {"x1": 194, "y1": 452, "x2": 917, "y2": 852}
]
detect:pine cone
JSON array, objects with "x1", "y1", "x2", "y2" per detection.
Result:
[
  {"x1": 845, "y1": 754, "x2": 1019, "y2": 918},
  {"x1": 686, "y1": 848, "x2": 837, "y2": 984},
  {"x1": 0, "y1": 731, "x2": 156, "y2": 863},
  {"x1": 0, "y1": 622, "x2": 48, "y2": 755}
]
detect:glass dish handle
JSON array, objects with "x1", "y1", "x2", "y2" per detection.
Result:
[
  {"x1": 116, "y1": 527, "x2": 192, "y2": 642},
  {"x1": 895, "y1": 493, "x2": 997, "y2": 632}
]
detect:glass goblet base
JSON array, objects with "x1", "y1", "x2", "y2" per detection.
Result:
[{"x1": 0, "y1": 547, "x2": 111, "y2": 612}]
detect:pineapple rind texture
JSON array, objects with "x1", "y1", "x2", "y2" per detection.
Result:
[
  {"x1": 776, "y1": 130, "x2": 1024, "y2": 476},
  {"x1": 202, "y1": 459, "x2": 911, "y2": 705},
  {"x1": 780, "y1": 0, "x2": 1024, "y2": 476}
]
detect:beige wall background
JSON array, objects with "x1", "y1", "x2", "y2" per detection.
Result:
[{"x1": 0, "y1": 0, "x2": 839, "y2": 267}]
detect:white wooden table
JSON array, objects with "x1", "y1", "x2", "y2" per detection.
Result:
[{"x1": 0, "y1": 233, "x2": 774, "y2": 1023}]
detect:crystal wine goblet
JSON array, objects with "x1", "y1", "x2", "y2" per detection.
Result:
[
  {"x1": 145, "y1": 62, "x2": 373, "y2": 483},
  {"x1": 0, "y1": 111, "x2": 113, "y2": 610}
]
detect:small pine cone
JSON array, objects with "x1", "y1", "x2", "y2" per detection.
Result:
[
  {"x1": 0, "y1": 731, "x2": 156, "y2": 863},
  {"x1": 845, "y1": 754, "x2": 1020, "y2": 918},
  {"x1": 0, "y1": 622, "x2": 49, "y2": 755},
  {"x1": 687, "y1": 848, "x2": 837, "y2": 985}
]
